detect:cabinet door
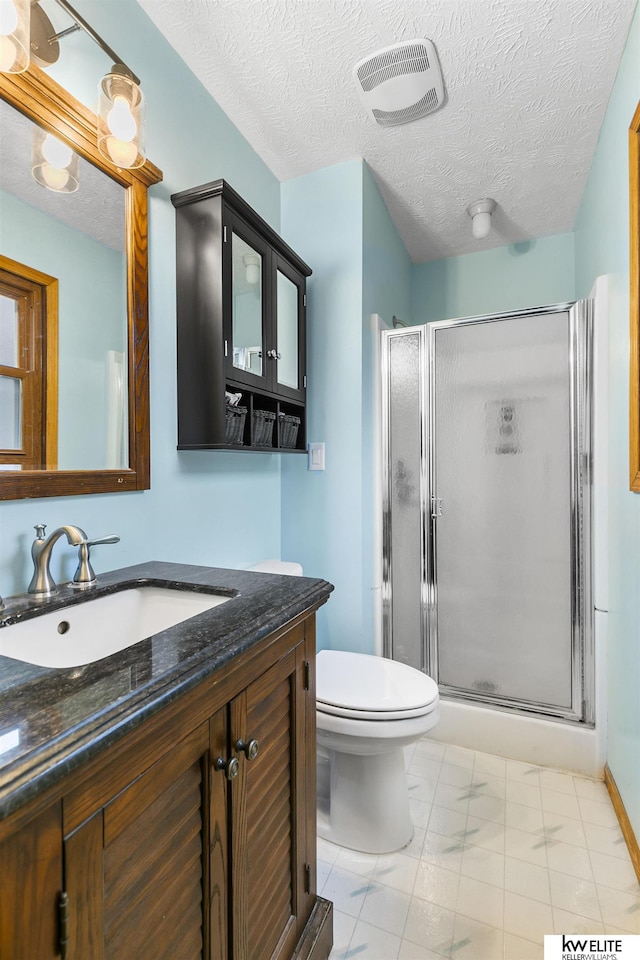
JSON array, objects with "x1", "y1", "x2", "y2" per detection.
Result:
[
  {"x1": 230, "y1": 643, "x2": 311, "y2": 960},
  {"x1": 0, "y1": 803, "x2": 63, "y2": 960},
  {"x1": 64, "y1": 722, "x2": 217, "y2": 960},
  {"x1": 223, "y1": 207, "x2": 271, "y2": 391},
  {"x1": 273, "y1": 254, "x2": 306, "y2": 404}
]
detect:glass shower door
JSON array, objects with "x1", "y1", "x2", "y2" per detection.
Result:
[
  {"x1": 382, "y1": 329, "x2": 426, "y2": 670},
  {"x1": 428, "y1": 306, "x2": 590, "y2": 717}
]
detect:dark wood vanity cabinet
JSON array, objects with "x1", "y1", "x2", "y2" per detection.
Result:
[
  {"x1": 172, "y1": 179, "x2": 311, "y2": 453},
  {"x1": 0, "y1": 803, "x2": 63, "y2": 959},
  {"x1": 0, "y1": 614, "x2": 332, "y2": 960}
]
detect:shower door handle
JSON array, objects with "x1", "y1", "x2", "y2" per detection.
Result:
[{"x1": 431, "y1": 497, "x2": 443, "y2": 518}]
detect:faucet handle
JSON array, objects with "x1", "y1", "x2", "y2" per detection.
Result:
[
  {"x1": 72, "y1": 534, "x2": 120, "y2": 586},
  {"x1": 85, "y1": 535, "x2": 120, "y2": 548},
  {"x1": 34, "y1": 523, "x2": 47, "y2": 539}
]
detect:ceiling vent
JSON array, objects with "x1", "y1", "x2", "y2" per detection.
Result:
[{"x1": 352, "y1": 39, "x2": 445, "y2": 128}]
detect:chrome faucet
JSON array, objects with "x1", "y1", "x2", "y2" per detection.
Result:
[
  {"x1": 28, "y1": 524, "x2": 121, "y2": 597},
  {"x1": 28, "y1": 524, "x2": 88, "y2": 597},
  {"x1": 28, "y1": 524, "x2": 122, "y2": 597}
]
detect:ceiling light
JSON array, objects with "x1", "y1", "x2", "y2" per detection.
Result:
[
  {"x1": 31, "y1": 127, "x2": 79, "y2": 192},
  {"x1": 0, "y1": 0, "x2": 29, "y2": 73},
  {"x1": 466, "y1": 199, "x2": 496, "y2": 240},
  {"x1": 243, "y1": 254, "x2": 260, "y2": 285}
]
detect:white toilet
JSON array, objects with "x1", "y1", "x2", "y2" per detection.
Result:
[
  {"x1": 316, "y1": 650, "x2": 439, "y2": 853},
  {"x1": 248, "y1": 561, "x2": 440, "y2": 854}
]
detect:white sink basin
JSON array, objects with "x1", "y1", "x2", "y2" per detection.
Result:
[{"x1": 0, "y1": 586, "x2": 230, "y2": 668}]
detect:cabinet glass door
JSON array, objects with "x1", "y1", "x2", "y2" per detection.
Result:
[
  {"x1": 273, "y1": 255, "x2": 305, "y2": 402},
  {"x1": 276, "y1": 269, "x2": 299, "y2": 390},
  {"x1": 231, "y1": 231, "x2": 264, "y2": 379}
]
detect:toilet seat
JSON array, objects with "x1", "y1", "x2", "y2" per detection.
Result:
[
  {"x1": 317, "y1": 700, "x2": 439, "y2": 721},
  {"x1": 316, "y1": 650, "x2": 439, "y2": 721}
]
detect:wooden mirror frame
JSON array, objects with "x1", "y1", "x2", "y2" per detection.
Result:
[
  {"x1": 630, "y1": 100, "x2": 640, "y2": 492},
  {"x1": 0, "y1": 64, "x2": 162, "y2": 500}
]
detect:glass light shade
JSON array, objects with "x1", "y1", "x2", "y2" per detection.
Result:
[
  {"x1": 31, "y1": 128, "x2": 79, "y2": 193},
  {"x1": 0, "y1": 0, "x2": 29, "y2": 73},
  {"x1": 97, "y1": 66, "x2": 145, "y2": 169},
  {"x1": 243, "y1": 254, "x2": 260, "y2": 285},
  {"x1": 471, "y1": 211, "x2": 491, "y2": 239},
  {"x1": 467, "y1": 199, "x2": 496, "y2": 240}
]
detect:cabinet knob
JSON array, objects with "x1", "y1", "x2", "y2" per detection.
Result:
[
  {"x1": 214, "y1": 756, "x2": 240, "y2": 779},
  {"x1": 267, "y1": 349, "x2": 277, "y2": 359},
  {"x1": 235, "y1": 738, "x2": 260, "y2": 761}
]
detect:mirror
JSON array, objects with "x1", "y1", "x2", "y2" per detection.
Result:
[
  {"x1": 231, "y1": 230, "x2": 264, "y2": 377},
  {"x1": 630, "y1": 101, "x2": 640, "y2": 492},
  {"x1": 0, "y1": 63, "x2": 162, "y2": 499}
]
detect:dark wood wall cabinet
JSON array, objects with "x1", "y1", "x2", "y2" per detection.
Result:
[
  {"x1": 172, "y1": 180, "x2": 312, "y2": 452},
  {"x1": 0, "y1": 613, "x2": 332, "y2": 960}
]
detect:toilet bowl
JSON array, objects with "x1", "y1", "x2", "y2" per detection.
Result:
[
  {"x1": 247, "y1": 563, "x2": 440, "y2": 854},
  {"x1": 316, "y1": 650, "x2": 439, "y2": 854}
]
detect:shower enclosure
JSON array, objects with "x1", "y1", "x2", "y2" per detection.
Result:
[{"x1": 381, "y1": 302, "x2": 593, "y2": 724}]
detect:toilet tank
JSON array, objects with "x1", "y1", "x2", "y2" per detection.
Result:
[{"x1": 248, "y1": 560, "x2": 303, "y2": 576}]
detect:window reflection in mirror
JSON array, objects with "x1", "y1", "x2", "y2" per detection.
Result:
[
  {"x1": 0, "y1": 96, "x2": 128, "y2": 472},
  {"x1": 0, "y1": 256, "x2": 58, "y2": 470}
]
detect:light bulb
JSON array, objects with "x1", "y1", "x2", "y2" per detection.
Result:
[
  {"x1": 0, "y1": 0, "x2": 19, "y2": 36},
  {"x1": 42, "y1": 134, "x2": 73, "y2": 169},
  {"x1": 0, "y1": 0, "x2": 28, "y2": 73},
  {"x1": 472, "y1": 211, "x2": 491, "y2": 239},
  {"x1": 98, "y1": 69, "x2": 145, "y2": 169},
  {"x1": 0, "y1": 32, "x2": 17, "y2": 70},
  {"x1": 466, "y1": 199, "x2": 496, "y2": 241},
  {"x1": 243, "y1": 255, "x2": 260, "y2": 285},
  {"x1": 32, "y1": 128, "x2": 79, "y2": 192},
  {"x1": 41, "y1": 164, "x2": 70, "y2": 191},
  {"x1": 105, "y1": 135, "x2": 138, "y2": 168},
  {"x1": 107, "y1": 95, "x2": 137, "y2": 141}
]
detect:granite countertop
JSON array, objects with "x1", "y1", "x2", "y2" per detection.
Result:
[{"x1": 0, "y1": 561, "x2": 333, "y2": 822}]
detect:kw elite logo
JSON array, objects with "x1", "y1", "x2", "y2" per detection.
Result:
[{"x1": 544, "y1": 935, "x2": 640, "y2": 960}]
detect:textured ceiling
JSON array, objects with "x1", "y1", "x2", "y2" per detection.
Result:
[{"x1": 137, "y1": 0, "x2": 637, "y2": 263}]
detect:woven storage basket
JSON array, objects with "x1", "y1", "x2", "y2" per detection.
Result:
[
  {"x1": 252, "y1": 409, "x2": 276, "y2": 447},
  {"x1": 225, "y1": 404, "x2": 246, "y2": 444},
  {"x1": 278, "y1": 413, "x2": 300, "y2": 449}
]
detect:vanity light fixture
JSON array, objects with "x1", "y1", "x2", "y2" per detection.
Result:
[
  {"x1": 466, "y1": 198, "x2": 497, "y2": 240},
  {"x1": 0, "y1": 0, "x2": 29, "y2": 73},
  {"x1": 97, "y1": 64, "x2": 145, "y2": 169},
  {"x1": 31, "y1": 126, "x2": 79, "y2": 192},
  {"x1": 1, "y1": 0, "x2": 145, "y2": 169}
]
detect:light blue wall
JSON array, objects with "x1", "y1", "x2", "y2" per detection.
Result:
[
  {"x1": 279, "y1": 162, "x2": 411, "y2": 652},
  {"x1": 362, "y1": 164, "x2": 412, "y2": 643},
  {"x1": 280, "y1": 161, "x2": 365, "y2": 650},
  {"x1": 575, "y1": 3, "x2": 640, "y2": 835},
  {"x1": 411, "y1": 233, "x2": 576, "y2": 324},
  {"x1": 1, "y1": 190, "x2": 125, "y2": 469},
  {"x1": 0, "y1": 0, "x2": 282, "y2": 594}
]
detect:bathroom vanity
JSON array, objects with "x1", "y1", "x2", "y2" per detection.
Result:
[{"x1": 0, "y1": 562, "x2": 333, "y2": 960}]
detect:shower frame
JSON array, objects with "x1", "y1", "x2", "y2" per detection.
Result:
[{"x1": 381, "y1": 301, "x2": 594, "y2": 725}]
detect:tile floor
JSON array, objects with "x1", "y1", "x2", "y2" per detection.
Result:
[{"x1": 319, "y1": 737, "x2": 639, "y2": 959}]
